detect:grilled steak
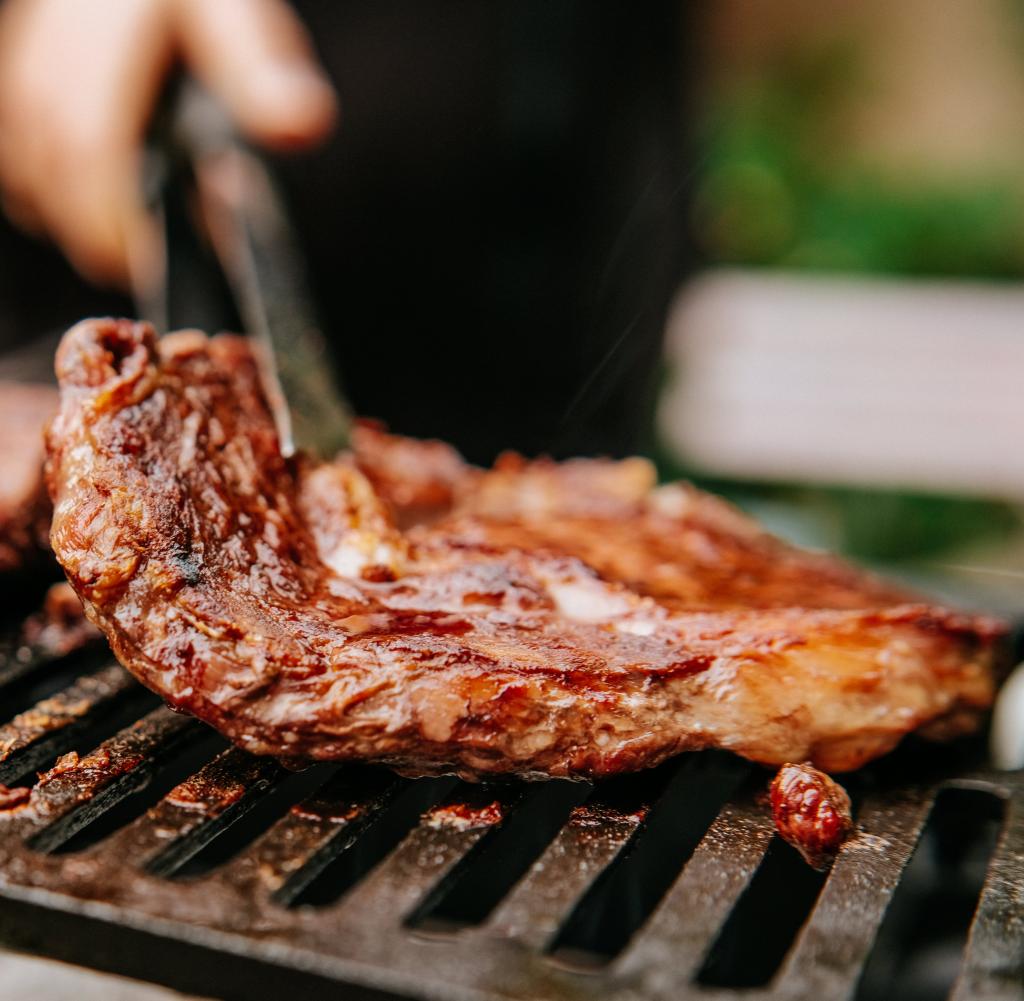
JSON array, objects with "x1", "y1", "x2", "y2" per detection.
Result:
[
  {"x1": 46, "y1": 319, "x2": 1004, "y2": 779},
  {"x1": 0, "y1": 382, "x2": 57, "y2": 576}
]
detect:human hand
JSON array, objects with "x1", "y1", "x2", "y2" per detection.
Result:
[{"x1": 0, "y1": 0, "x2": 337, "y2": 288}]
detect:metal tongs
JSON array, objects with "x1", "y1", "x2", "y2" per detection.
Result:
[{"x1": 135, "y1": 80, "x2": 352, "y2": 460}]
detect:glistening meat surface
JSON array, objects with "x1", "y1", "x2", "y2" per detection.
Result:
[{"x1": 46, "y1": 319, "x2": 1004, "y2": 779}]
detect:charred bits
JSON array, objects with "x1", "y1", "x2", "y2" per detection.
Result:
[
  {"x1": 770, "y1": 762, "x2": 853, "y2": 869},
  {"x1": 424, "y1": 799, "x2": 504, "y2": 831},
  {"x1": 0, "y1": 784, "x2": 31, "y2": 811}
]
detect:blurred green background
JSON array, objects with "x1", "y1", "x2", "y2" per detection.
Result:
[
  {"x1": 663, "y1": 0, "x2": 1024, "y2": 601},
  {"x1": 694, "y1": 0, "x2": 1024, "y2": 279}
]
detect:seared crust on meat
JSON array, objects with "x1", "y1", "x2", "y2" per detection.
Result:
[{"x1": 45, "y1": 319, "x2": 1005, "y2": 778}]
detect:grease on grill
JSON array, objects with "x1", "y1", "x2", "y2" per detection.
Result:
[
  {"x1": 9, "y1": 694, "x2": 92, "y2": 741},
  {"x1": 37, "y1": 747, "x2": 141, "y2": 786},
  {"x1": 424, "y1": 799, "x2": 504, "y2": 831},
  {"x1": 37, "y1": 749, "x2": 87, "y2": 783},
  {"x1": 0, "y1": 783, "x2": 30, "y2": 811},
  {"x1": 568, "y1": 802, "x2": 648, "y2": 829},
  {"x1": 289, "y1": 799, "x2": 365, "y2": 824},
  {"x1": 165, "y1": 770, "x2": 248, "y2": 814}
]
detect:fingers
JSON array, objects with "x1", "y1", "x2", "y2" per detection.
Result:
[
  {"x1": 0, "y1": 0, "x2": 335, "y2": 287},
  {"x1": 173, "y1": 0, "x2": 338, "y2": 150},
  {"x1": 0, "y1": 0, "x2": 172, "y2": 286}
]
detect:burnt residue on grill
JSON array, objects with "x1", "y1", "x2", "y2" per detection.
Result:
[
  {"x1": 0, "y1": 662, "x2": 147, "y2": 787},
  {"x1": 0, "y1": 784, "x2": 30, "y2": 811},
  {"x1": 37, "y1": 747, "x2": 139, "y2": 787},
  {"x1": 568, "y1": 801, "x2": 649, "y2": 829},
  {"x1": 423, "y1": 798, "x2": 504, "y2": 831},
  {"x1": 288, "y1": 799, "x2": 364, "y2": 824},
  {"x1": 164, "y1": 768, "x2": 251, "y2": 815}
]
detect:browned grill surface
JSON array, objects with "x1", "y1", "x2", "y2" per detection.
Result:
[{"x1": 0, "y1": 589, "x2": 1021, "y2": 1001}]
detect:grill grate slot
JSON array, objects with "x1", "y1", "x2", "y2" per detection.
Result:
[
  {"x1": 169, "y1": 762, "x2": 339, "y2": 880},
  {"x1": 323, "y1": 782, "x2": 513, "y2": 936},
  {"x1": 224, "y1": 766, "x2": 408, "y2": 906},
  {"x1": 854, "y1": 786, "x2": 1006, "y2": 1001},
  {"x1": 24, "y1": 707, "x2": 200, "y2": 853},
  {"x1": 49, "y1": 730, "x2": 226, "y2": 856},
  {"x1": 0, "y1": 641, "x2": 65, "y2": 693},
  {"x1": 0, "y1": 639, "x2": 108, "y2": 719},
  {"x1": 140, "y1": 748, "x2": 285, "y2": 877},
  {"x1": 951, "y1": 787, "x2": 1024, "y2": 1001},
  {"x1": 696, "y1": 835, "x2": 829, "y2": 989},
  {"x1": 289, "y1": 775, "x2": 454, "y2": 909},
  {"x1": 484, "y1": 783, "x2": 649, "y2": 951},
  {"x1": 548, "y1": 751, "x2": 750, "y2": 969},
  {"x1": 406, "y1": 779, "x2": 590, "y2": 935},
  {"x1": 609, "y1": 787, "x2": 775, "y2": 993}
]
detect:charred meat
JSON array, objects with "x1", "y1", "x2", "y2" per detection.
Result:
[{"x1": 45, "y1": 319, "x2": 1005, "y2": 780}]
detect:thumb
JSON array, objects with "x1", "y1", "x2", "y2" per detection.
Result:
[{"x1": 173, "y1": 0, "x2": 338, "y2": 150}]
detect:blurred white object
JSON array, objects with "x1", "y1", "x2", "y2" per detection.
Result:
[
  {"x1": 659, "y1": 271, "x2": 1024, "y2": 498},
  {"x1": 0, "y1": 950, "x2": 203, "y2": 1000},
  {"x1": 991, "y1": 662, "x2": 1024, "y2": 770}
]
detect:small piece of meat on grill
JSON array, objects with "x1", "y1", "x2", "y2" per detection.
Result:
[
  {"x1": 46, "y1": 319, "x2": 1006, "y2": 779},
  {"x1": 19, "y1": 581, "x2": 101, "y2": 656},
  {"x1": 0, "y1": 382, "x2": 57, "y2": 575},
  {"x1": 770, "y1": 763, "x2": 854, "y2": 868},
  {"x1": 0, "y1": 784, "x2": 31, "y2": 812}
]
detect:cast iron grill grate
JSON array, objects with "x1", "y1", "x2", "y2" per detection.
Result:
[{"x1": 0, "y1": 589, "x2": 1021, "y2": 1001}]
